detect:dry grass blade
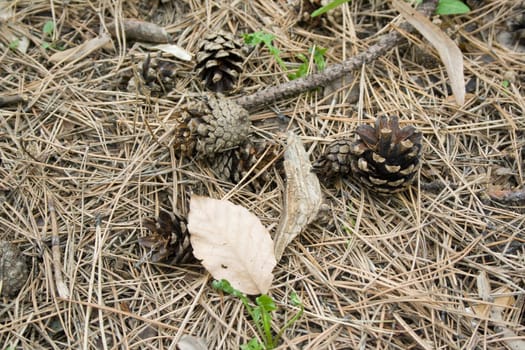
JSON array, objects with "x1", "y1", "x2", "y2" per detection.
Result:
[
  {"x1": 393, "y1": 0, "x2": 466, "y2": 105},
  {"x1": 49, "y1": 35, "x2": 112, "y2": 64}
]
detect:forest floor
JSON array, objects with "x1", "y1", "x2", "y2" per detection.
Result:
[{"x1": 0, "y1": 0, "x2": 524, "y2": 349}]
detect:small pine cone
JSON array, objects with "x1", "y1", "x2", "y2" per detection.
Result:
[
  {"x1": 127, "y1": 54, "x2": 177, "y2": 95},
  {"x1": 314, "y1": 116, "x2": 422, "y2": 193},
  {"x1": 195, "y1": 31, "x2": 244, "y2": 92},
  {"x1": 312, "y1": 139, "x2": 353, "y2": 179},
  {"x1": 139, "y1": 211, "x2": 193, "y2": 264},
  {"x1": 206, "y1": 141, "x2": 269, "y2": 183},
  {"x1": 184, "y1": 94, "x2": 251, "y2": 157}
]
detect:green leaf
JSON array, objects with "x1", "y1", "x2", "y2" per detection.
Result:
[
  {"x1": 289, "y1": 292, "x2": 303, "y2": 307},
  {"x1": 241, "y1": 338, "x2": 265, "y2": 350},
  {"x1": 311, "y1": 0, "x2": 351, "y2": 17},
  {"x1": 244, "y1": 32, "x2": 275, "y2": 46},
  {"x1": 502, "y1": 80, "x2": 510, "y2": 88},
  {"x1": 244, "y1": 31, "x2": 286, "y2": 70},
  {"x1": 311, "y1": 46, "x2": 327, "y2": 71},
  {"x1": 256, "y1": 295, "x2": 277, "y2": 312},
  {"x1": 9, "y1": 39, "x2": 20, "y2": 50},
  {"x1": 43, "y1": 20, "x2": 55, "y2": 36},
  {"x1": 42, "y1": 42, "x2": 51, "y2": 49},
  {"x1": 436, "y1": 0, "x2": 470, "y2": 15}
]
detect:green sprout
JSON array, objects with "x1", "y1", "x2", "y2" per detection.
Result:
[
  {"x1": 41, "y1": 20, "x2": 64, "y2": 50},
  {"x1": 213, "y1": 279, "x2": 304, "y2": 350},
  {"x1": 244, "y1": 31, "x2": 286, "y2": 70},
  {"x1": 8, "y1": 39, "x2": 20, "y2": 50},
  {"x1": 288, "y1": 46, "x2": 327, "y2": 80},
  {"x1": 312, "y1": 0, "x2": 470, "y2": 17}
]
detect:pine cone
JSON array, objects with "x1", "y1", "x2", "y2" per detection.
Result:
[
  {"x1": 195, "y1": 31, "x2": 244, "y2": 92},
  {"x1": 312, "y1": 139, "x2": 353, "y2": 179},
  {"x1": 314, "y1": 116, "x2": 422, "y2": 193},
  {"x1": 138, "y1": 211, "x2": 193, "y2": 264},
  {"x1": 127, "y1": 54, "x2": 177, "y2": 96},
  {"x1": 206, "y1": 140, "x2": 272, "y2": 183},
  {"x1": 182, "y1": 94, "x2": 251, "y2": 158}
]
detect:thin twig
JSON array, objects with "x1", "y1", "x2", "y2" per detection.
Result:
[
  {"x1": 48, "y1": 196, "x2": 70, "y2": 299},
  {"x1": 235, "y1": 0, "x2": 438, "y2": 110}
]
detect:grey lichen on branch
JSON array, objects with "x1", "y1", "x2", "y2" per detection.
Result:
[{"x1": 235, "y1": 0, "x2": 438, "y2": 110}]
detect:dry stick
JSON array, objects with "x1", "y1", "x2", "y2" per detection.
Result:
[
  {"x1": 0, "y1": 94, "x2": 28, "y2": 107},
  {"x1": 235, "y1": 0, "x2": 439, "y2": 110},
  {"x1": 49, "y1": 197, "x2": 70, "y2": 299}
]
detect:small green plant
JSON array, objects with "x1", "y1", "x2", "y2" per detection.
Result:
[
  {"x1": 288, "y1": 46, "x2": 327, "y2": 80},
  {"x1": 212, "y1": 279, "x2": 304, "y2": 350},
  {"x1": 8, "y1": 39, "x2": 20, "y2": 50},
  {"x1": 312, "y1": 0, "x2": 470, "y2": 17},
  {"x1": 244, "y1": 31, "x2": 327, "y2": 80},
  {"x1": 244, "y1": 31, "x2": 286, "y2": 70},
  {"x1": 311, "y1": 0, "x2": 351, "y2": 17},
  {"x1": 41, "y1": 20, "x2": 64, "y2": 50}
]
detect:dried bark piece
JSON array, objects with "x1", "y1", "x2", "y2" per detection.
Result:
[{"x1": 274, "y1": 132, "x2": 322, "y2": 261}]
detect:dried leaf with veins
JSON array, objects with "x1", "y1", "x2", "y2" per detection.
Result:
[
  {"x1": 274, "y1": 132, "x2": 322, "y2": 261},
  {"x1": 188, "y1": 196, "x2": 276, "y2": 295}
]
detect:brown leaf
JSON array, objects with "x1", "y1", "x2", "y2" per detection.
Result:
[
  {"x1": 274, "y1": 132, "x2": 322, "y2": 261},
  {"x1": 188, "y1": 196, "x2": 276, "y2": 295},
  {"x1": 393, "y1": 0, "x2": 465, "y2": 105}
]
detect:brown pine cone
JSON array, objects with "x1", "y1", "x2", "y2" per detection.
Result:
[
  {"x1": 181, "y1": 94, "x2": 251, "y2": 158},
  {"x1": 314, "y1": 116, "x2": 422, "y2": 193},
  {"x1": 138, "y1": 211, "x2": 193, "y2": 264},
  {"x1": 127, "y1": 54, "x2": 177, "y2": 96},
  {"x1": 195, "y1": 31, "x2": 244, "y2": 92},
  {"x1": 312, "y1": 139, "x2": 353, "y2": 179},
  {"x1": 206, "y1": 140, "x2": 273, "y2": 183}
]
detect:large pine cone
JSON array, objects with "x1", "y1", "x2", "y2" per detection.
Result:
[
  {"x1": 314, "y1": 116, "x2": 422, "y2": 193},
  {"x1": 195, "y1": 31, "x2": 244, "y2": 92},
  {"x1": 181, "y1": 94, "x2": 251, "y2": 158}
]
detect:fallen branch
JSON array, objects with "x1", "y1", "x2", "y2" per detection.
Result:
[{"x1": 236, "y1": 0, "x2": 438, "y2": 110}]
